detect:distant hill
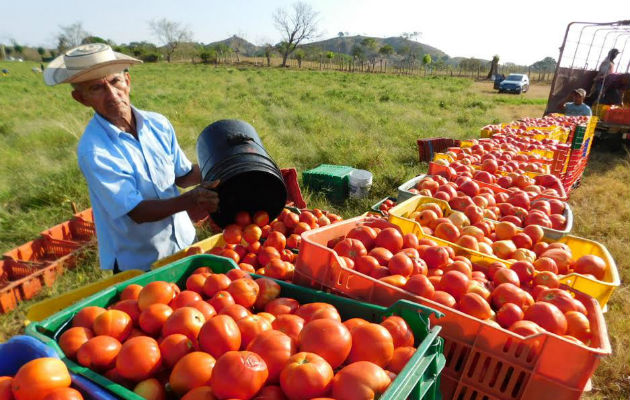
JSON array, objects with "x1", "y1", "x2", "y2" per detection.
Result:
[
  {"x1": 205, "y1": 35, "x2": 260, "y2": 56},
  {"x1": 302, "y1": 35, "x2": 448, "y2": 60},
  {"x1": 203, "y1": 35, "x2": 450, "y2": 60}
]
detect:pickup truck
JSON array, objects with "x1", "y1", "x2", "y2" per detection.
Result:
[{"x1": 498, "y1": 74, "x2": 530, "y2": 94}]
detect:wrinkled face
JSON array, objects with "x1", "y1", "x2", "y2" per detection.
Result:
[{"x1": 72, "y1": 72, "x2": 131, "y2": 121}]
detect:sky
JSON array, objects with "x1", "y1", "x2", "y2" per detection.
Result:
[{"x1": 1, "y1": 0, "x2": 629, "y2": 65}]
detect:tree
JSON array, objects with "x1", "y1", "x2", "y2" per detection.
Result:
[
  {"x1": 264, "y1": 43, "x2": 275, "y2": 66},
  {"x1": 149, "y1": 18, "x2": 193, "y2": 62},
  {"x1": 338, "y1": 32, "x2": 344, "y2": 38},
  {"x1": 273, "y1": 1, "x2": 319, "y2": 67},
  {"x1": 37, "y1": 47, "x2": 45, "y2": 60},
  {"x1": 82, "y1": 36, "x2": 108, "y2": 44},
  {"x1": 379, "y1": 45, "x2": 394, "y2": 57},
  {"x1": 326, "y1": 51, "x2": 334, "y2": 66},
  {"x1": 351, "y1": 45, "x2": 365, "y2": 60},
  {"x1": 11, "y1": 41, "x2": 23, "y2": 55},
  {"x1": 294, "y1": 48, "x2": 305, "y2": 67},
  {"x1": 422, "y1": 54, "x2": 432, "y2": 66},
  {"x1": 57, "y1": 22, "x2": 89, "y2": 52},
  {"x1": 487, "y1": 55, "x2": 500, "y2": 79}
]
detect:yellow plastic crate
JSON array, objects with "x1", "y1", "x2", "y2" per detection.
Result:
[
  {"x1": 388, "y1": 195, "x2": 620, "y2": 308},
  {"x1": 432, "y1": 152, "x2": 455, "y2": 163},
  {"x1": 25, "y1": 269, "x2": 144, "y2": 324},
  {"x1": 151, "y1": 233, "x2": 225, "y2": 270}
]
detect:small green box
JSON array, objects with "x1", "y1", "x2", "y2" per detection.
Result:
[{"x1": 302, "y1": 164, "x2": 354, "y2": 203}]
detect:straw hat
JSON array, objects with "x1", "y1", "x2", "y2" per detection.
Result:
[{"x1": 44, "y1": 43, "x2": 141, "y2": 86}]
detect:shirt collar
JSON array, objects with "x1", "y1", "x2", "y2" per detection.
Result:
[{"x1": 93, "y1": 106, "x2": 145, "y2": 141}]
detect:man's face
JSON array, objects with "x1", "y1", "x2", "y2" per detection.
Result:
[
  {"x1": 72, "y1": 72, "x2": 132, "y2": 121},
  {"x1": 573, "y1": 92, "x2": 584, "y2": 105}
]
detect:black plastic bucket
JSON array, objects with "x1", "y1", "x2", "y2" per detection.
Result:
[{"x1": 196, "y1": 119, "x2": 287, "y2": 228}]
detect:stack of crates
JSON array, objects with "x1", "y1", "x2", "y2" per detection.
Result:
[
  {"x1": 561, "y1": 117, "x2": 597, "y2": 192},
  {"x1": 0, "y1": 209, "x2": 96, "y2": 314},
  {"x1": 302, "y1": 164, "x2": 354, "y2": 203},
  {"x1": 417, "y1": 138, "x2": 460, "y2": 162}
]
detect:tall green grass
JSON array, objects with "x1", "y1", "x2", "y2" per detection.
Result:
[{"x1": 0, "y1": 61, "x2": 627, "y2": 398}]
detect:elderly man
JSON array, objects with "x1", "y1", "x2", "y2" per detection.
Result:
[
  {"x1": 44, "y1": 44, "x2": 218, "y2": 272},
  {"x1": 563, "y1": 88, "x2": 592, "y2": 117}
]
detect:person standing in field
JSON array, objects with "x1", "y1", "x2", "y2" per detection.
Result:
[
  {"x1": 563, "y1": 88, "x2": 592, "y2": 116},
  {"x1": 44, "y1": 43, "x2": 219, "y2": 272}
]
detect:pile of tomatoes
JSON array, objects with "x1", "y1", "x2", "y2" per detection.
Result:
[
  {"x1": 57, "y1": 270, "x2": 418, "y2": 400},
  {"x1": 1, "y1": 358, "x2": 82, "y2": 400},
  {"x1": 377, "y1": 199, "x2": 396, "y2": 216},
  {"x1": 325, "y1": 217, "x2": 595, "y2": 345},
  {"x1": 190, "y1": 209, "x2": 342, "y2": 282}
]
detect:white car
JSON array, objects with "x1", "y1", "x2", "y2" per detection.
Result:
[{"x1": 498, "y1": 74, "x2": 530, "y2": 94}]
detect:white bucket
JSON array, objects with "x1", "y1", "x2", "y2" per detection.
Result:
[{"x1": 348, "y1": 169, "x2": 373, "y2": 198}]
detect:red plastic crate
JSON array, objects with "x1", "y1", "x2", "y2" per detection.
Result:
[
  {"x1": 417, "y1": 138, "x2": 459, "y2": 162},
  {"x1": 281, "y1": 167, "x2": 307, "y2": 209},
  {"x1": 294, "y1": 216, "x2": 611, "y2": 400}
]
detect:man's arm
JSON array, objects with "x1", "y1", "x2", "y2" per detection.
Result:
[
  {"x1": 128, "y1": 181, "x2": 219, "y2": 223},
  {"x1": 175, "y1": 164, "x2": 202, "y2": 188}
]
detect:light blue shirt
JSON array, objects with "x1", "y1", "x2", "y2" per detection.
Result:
[
  {"x1": 564, "y1": 102, "x2": 592, "y2": 116},
  {"x1": 77, "y1": 107, "x2": 195, "y2": 271}
]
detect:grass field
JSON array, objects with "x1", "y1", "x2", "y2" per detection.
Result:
[{"x1": 0, "y1": 61, "x2": 628, "y2": 398}]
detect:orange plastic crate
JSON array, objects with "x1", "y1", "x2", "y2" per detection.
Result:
[
  {"x1": 294, "y1": 216, "x2": 611, "y2": 400},
  {"x1": 69, "y1": 208, "x2": 97, "y2": 240}
]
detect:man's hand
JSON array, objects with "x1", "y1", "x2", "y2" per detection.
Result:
[{"x1": 186, "y1": 180, "x2": 220, "y2": 213}]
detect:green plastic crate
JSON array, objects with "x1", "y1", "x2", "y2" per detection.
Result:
[
  {"x1": 303, "y1": 164, "x2": 354, "y2": 203},
  {"x1": 26, "y1": 254, "x2": 445, "y2": 400}
]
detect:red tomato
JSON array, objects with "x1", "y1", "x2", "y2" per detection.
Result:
[
  {"x1": 299, "y1": 319, "x2": 352, "y2": 369},
  {"x1": 374, "y1": 228, "x2": 404, "y2": 254},
  {"x1": 210, "y1": 351, "x2": 268, "y2": 399},
  {"x1": 346, "y1": 226, "x2": 378, "y2": 251},
  {"x1": 380, "y1": 316, "x2": 414, "y2": 348},
  {"x1": 171, "y1": 291, "x2": 203, "y2": 309},
  {"x1": 116, "y1": 336, "x2": 162, "y2": 382},
  {"x1": 295, "y1": 303, "x2": 340, "y2": 323},
  {"x1": 333, "y1": 238, "x2": 368, "y2": 261},
  {"x1": 565, "y1": 311, "x2": 592, "y2": 343},
  {"x1": 58, "y1": 327, "x2": 93, "y2": 359},
  {"x1": 132, "y1": 378, "x2": 166, "y2": 400},
  {"x1": 137, "y1": 281, "x2": 175, "y2": 311},
  {"x1": 524, "y1": 302, "x2": 567, "y2": 335},
  {"x1": 223, "y1": 224, "x2": 243, "y2": 245},
  {"x1": 72, "y1": 306, "x2": 106, "y2": 328},
  {"x1": 265, "y1": 231, "x2": 287, "y2": 252},
  {"x1": 111, "y1": 300, "x2": 141, "y2": 326},
  {"x1": 162, "y1": 307, "x2": 206, "y2": 341},
  {"x1": 368, "y1": 247, "x2": 394, "y2": 266},
  {"x1": 458, "y1": 293, "x2": 493, "y2": 320},
  {"x1": 403, "y1": 275, "x2": 435, "y2": 299},
  {"x1": 185, "y1": 274, "x2": 207, "y2": 294},
  {"x1": 252, "y1": 385, "x2": 286, "y2": 400},
  {"x1": 254, "y1": 278, "x2": 281, "y2": 310},
  {"x1": 347, "y1": 323, "x2": 394, "y2": 367},
  {"x1": 265, "y1": 298, "x2": 300, "y2": 316},
  {"x1": 190, "y1": 300, "x2": 217, "y2": 321},
  {"x1": 342, "y1": 318, "x2": 369, "y2": 333},
  {"x1": 198, "y1": 315, "x2": 241, "y2": 358},
  {"x1": 42, "y1": 387, "x2": 84, "y2": 400},
  {"x1": 139, "y1": 303, "x2": 173, "y2": 336},
  {"x1": 331, "y1": 361, "x2": 391, "y2": 400},
  {"x1": 120, "y1": 284, "x2": 143, "y2": 301},
  {"x1": 237, "y1": 315, "x2": 273, "y2": 349},
  {"x1": 387, "y1": 346, "x2": 416, "y2": 373},
  {"x1": 219, "y1": 304, "x2": 252, "y2": 321},
  {"x1": 202, "y1": 274, "x2": 232, "y2": 298},
  {"x1": 208, "y1": 291, "x2": 236, "y2": 313},
  {"x1": 180, "y1": 386, "x2": 214, "y2": 400},
  {"x1": 11, "y1": 358, "x2": 71, "y2": 400},
  {"x1": 76, "y1": 336, "x2": 121, "y2": 371},
  {"x1": 271, "y1": 314, "x2": 305, "y2": 343},
  {"x1": 228, "y1": 278, "x2": 260, "y2": 308},
  {"x1": 247, "y1": 330, "x2": 297, "y2": 384},
  {"x1": 169, "y1": 352, "x2": 216, "y2": 396},
  {"x1": 159, "y1": 334, "x2": 195, "y2": 368},
  {"x1": 279, "y1": 352, "x2": 334, "y2": 400},
  {"x1": 92, "y1": 310, "x2": 133, "y2": 342},
  {"x1": 495, "y1": 303, "x2": 524, "y2": 329}
]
